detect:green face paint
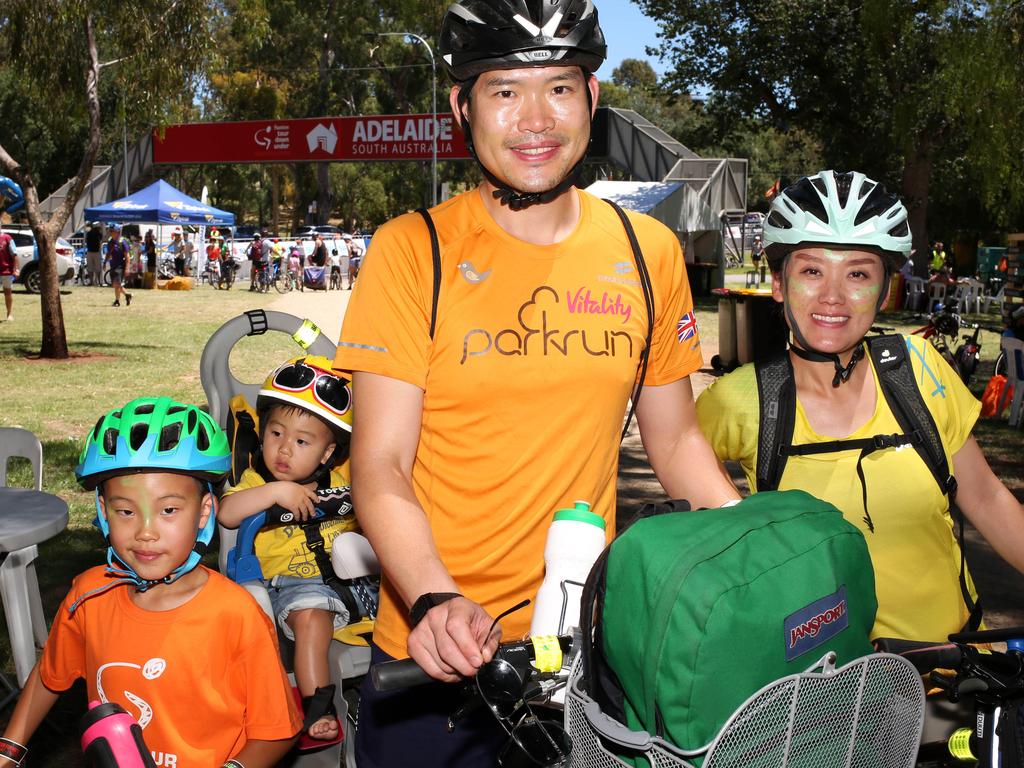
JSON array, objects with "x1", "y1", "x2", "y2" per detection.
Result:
[{"x1": 847, "y1": 282, "x2": 881, "y2": 310}]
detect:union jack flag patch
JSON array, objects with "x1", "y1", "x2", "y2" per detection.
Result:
[{"x1": 677, "y1": 310, "x2": 698, "y2": 342}]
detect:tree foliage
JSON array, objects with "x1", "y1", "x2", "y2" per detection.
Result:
[
  {"x1": 637, "y1": 0, "x2": 1024, "y2": 254},
  {"x1": 0, "y1": 0, "x2": 214, "y2": 357}
]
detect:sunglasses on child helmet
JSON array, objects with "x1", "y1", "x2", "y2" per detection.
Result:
[{"x1": 272, "y1": 360, "x2": 352, "y2": 417}]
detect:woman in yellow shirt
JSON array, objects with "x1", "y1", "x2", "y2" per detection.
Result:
[{"x1": 697, "y1": 170, "x2": 1024, "y2": 642}]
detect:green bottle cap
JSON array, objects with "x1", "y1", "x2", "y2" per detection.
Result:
[{"x1": 553, "y1": 500, "x2": 605, "y2": 529}]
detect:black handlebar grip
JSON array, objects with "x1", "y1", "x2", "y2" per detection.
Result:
[
  {"x1": 874, "y1": 638, "x2": 964, "y2": 672},
  {"x1": 371, "y1": 658, "x2": 436, "y2": 693},
  {"x1": 950, "y1": 626, "x2": 1024, "y2": 644}
]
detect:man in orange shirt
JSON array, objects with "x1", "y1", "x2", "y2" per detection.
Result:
[
  {"x1": 336, "y1": 2, "x2": 738, "y2": 765},
  {"x1": 1, "y1": 398, "x2": 300, "y2": 768}
]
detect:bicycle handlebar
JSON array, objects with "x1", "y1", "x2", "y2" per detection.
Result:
[
  {"x1": 264, "y1": 485, "x2": 354, "y2": 526},
  {"x1": 874, "y1": 638, "x2": 964, "y2": 672},
  {"x1": 371, "y1": 634, "x2": 574, "y2": 693}
]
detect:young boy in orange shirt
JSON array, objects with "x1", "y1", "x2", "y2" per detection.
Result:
[{"x1": 0, "y1": 397, "x2": 301, "y2": 768}]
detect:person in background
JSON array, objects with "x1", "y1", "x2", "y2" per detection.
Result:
[
  {"x1": 180, "y1": 232, "x2": 195, "y2": 277},
  {"x1": 85, "y1": 222, "x2": 103, "y2": 286},
  {"x1": 166, "y1": 229, "x2": 184, "y2": 277},
  {"x1": 144, "y1": 229, "x2": 157, "y2": 278},
  {"x1": 0, "y1": 222, "x2": 17, "y2": 321},
  {"x1": 106, "y1": 224, "x2": 132, "y2": 307}
]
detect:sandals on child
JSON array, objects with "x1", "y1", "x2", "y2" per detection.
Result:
[{"x1": 293, "y1": 683, "x2": 344, "y2": 752}]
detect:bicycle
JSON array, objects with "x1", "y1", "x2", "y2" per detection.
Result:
[
  {"x1": 877, "y1": 627, "x2": 1024, "y2": 767},
  {"x1": 910, "y1": 304, "x2": 967, "y2": 379}
]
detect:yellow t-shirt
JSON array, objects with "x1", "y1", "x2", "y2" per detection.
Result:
[
  {"x1": 335, "y1": 187, "x2": 703, "y2": 656},
  {"x1": 696, "y1": 334, "x2": 981, "y2": 641},
  {"x1": 223, "y1": 465, "x2": 357, "y2": 579}
]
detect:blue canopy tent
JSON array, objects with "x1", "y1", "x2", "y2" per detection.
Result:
[{"x1": 84, "y1": 179, "x2": 235, "y2": 226}]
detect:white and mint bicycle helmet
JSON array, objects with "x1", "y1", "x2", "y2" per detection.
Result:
[
  {"x1": 763, "y1": 171, "x2": 912, "y2": 387},
  {"x1": 763, "y1": 170, "x2": 911, "y2": 273}
]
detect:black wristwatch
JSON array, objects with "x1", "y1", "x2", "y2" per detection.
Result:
[{"x1": 409, "y1": 592, "x2": 462, "y2": 627}]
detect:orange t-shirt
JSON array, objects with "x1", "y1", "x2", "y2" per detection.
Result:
[
  {"x1": 335, "y1": 188, "x2": 703, "y2": 656},
  {"x1": 40, "y1": 566, "x2": 301, "y2": 766}
]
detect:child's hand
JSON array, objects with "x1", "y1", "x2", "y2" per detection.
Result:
[{"x1": 271, "y1": 482, "x2": 320, "y2": 520}]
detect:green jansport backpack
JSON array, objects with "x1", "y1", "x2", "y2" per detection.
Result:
[{"x1": 581, "y1": 490, "x2": 877, "y2": 763}]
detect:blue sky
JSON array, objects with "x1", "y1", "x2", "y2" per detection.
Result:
[{"x1": 596, "y1": 3, "x2": 667, "y2": 79}]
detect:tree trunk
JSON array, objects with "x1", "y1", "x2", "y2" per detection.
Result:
[
  {"x1": 317, "y1": 162, "x2": 330, "y2": 225},
  {"x1": 900, "y1": 136, "x2": 934, "y2": 279},
  {"x1": 34, "y1": 227, "x2": 68, "y2": 358}
]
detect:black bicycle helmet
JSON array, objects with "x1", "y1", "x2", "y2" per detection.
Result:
[
  {"x1": 440, "y1": 0, "x2": 607, "y2": 83},
  {"x1": 440, "y1": 0, "x2": 607, "y2": 210}
]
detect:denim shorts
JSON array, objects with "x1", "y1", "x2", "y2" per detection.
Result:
[{"x1": 265, "y1": 575, "x2": 351, "y2": 640}]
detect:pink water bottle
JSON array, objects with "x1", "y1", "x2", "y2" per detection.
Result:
[{"x1": 80, "y1": 701, "x2": 155, "y2": 768}]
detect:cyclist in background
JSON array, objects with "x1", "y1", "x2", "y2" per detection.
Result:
[
  {"x1": 335, "y1": 1, "x2": 738, "y2": 765},
  {"x1": 696, "y1": 170, "x2": 1024, "y2": 645}
]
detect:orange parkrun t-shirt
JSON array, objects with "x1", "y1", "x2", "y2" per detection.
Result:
[
  {"x1": 39, "y1": 566, "x2": 302, "y2": 767},
  {"x1": 335, "y1": 187, "x2": 703, "y2": 657}
]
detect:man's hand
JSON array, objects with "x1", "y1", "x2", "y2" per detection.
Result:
[
  {"x1": 270, "y1": 481, "x2": 319, "y2": 519},
  {"x1": 407, "y1": 597, "x2": 501, "y2": 682}
]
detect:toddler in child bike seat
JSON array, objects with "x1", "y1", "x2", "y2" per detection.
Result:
[
  {"x1": 1, "y1": 397, "x2": 301, "y2": 768},
  {"x1": 219, "y1": 355, "x2": 377, "y2": 749}
]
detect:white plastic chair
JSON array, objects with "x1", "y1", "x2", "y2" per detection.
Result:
[
  {"x1": 0, "y1": 428, "x2": 49, "y2": 686},
  {"x1": 565, "y1": 651, "x2": 924, "y2": 768},
  {"x1": 927, "y1": 282, "x2": 947, "y2": 312},
  {"x1": 952, "y1": 279, "x2": 983, "y2": 314},
  {"x1": 998, "y1": 337, "x2": 1024, "y2": 428},
  {"x1": 982, "y1": 284, "x2": 1006, "y2": 314},
  {"x1": 904, "y1": 277, "x2": 927, "y2": 312}
]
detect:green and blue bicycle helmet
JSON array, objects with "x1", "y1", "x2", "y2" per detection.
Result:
[
  {"x1": 74, "y1": 397, "x2": 230, "y2": 597},
  {"x1": 439, "y1": 0, "x2": 607, "y2": 210},
  {"x1": 762, "y1": 171, "x2": 912, "y2": 387}
]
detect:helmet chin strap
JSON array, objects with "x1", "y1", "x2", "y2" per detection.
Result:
[{"x1": 457, "y1": 71, "x2": 593, "y2": 211}]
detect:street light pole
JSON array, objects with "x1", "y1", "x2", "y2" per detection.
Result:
[{"x1": 372, "y1": 32, "x2": 437, "y2": 207}]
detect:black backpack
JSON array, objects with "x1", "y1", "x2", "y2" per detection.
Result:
[{"x1": 754, "y1": 333, "x2": 980, "y2": 628}]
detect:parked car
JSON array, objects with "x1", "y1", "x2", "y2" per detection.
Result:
[
  {"x1": 5, "y1": 225, "x2": 76, "y2": 293},
  {"x1": 292, "y1": 224, "x2": 344, "y2": 240}
]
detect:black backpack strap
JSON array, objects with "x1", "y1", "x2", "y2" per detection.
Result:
[
  {"x1": 603, "y1": 200, "x2": 655, "y2": 442},
  {"x1": 867, "y1": 335, "x2": 955, "y2": 496},
  {"x1": 866, "y1": 334, "x2": 979, "y2": 627},
  {"x1": 754, "y1": 353, "x2": 798, "y2": 492},
  {"x1": 415, "y1": 208, "x2": 442, "y2": 341}
]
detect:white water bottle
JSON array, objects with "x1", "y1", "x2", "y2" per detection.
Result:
[{"x1": 530, "y1": 500, "x2": 607, "y2": 638}]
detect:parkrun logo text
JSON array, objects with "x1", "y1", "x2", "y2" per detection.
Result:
[{"x1": 461, "y1": 286, "x2": 634, "y2": 364}]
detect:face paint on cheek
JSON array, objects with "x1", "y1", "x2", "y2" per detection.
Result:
[
  {"x1": 847, "y1": 283, "x2": 881, "y2": 312},
  {"x1": 785, "y1": 278, "x2": 816, "y2": 310}
]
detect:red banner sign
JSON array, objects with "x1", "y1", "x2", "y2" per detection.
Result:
[{"x1": 152, "y1": 114, "x2": 471, "y2": 164}]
